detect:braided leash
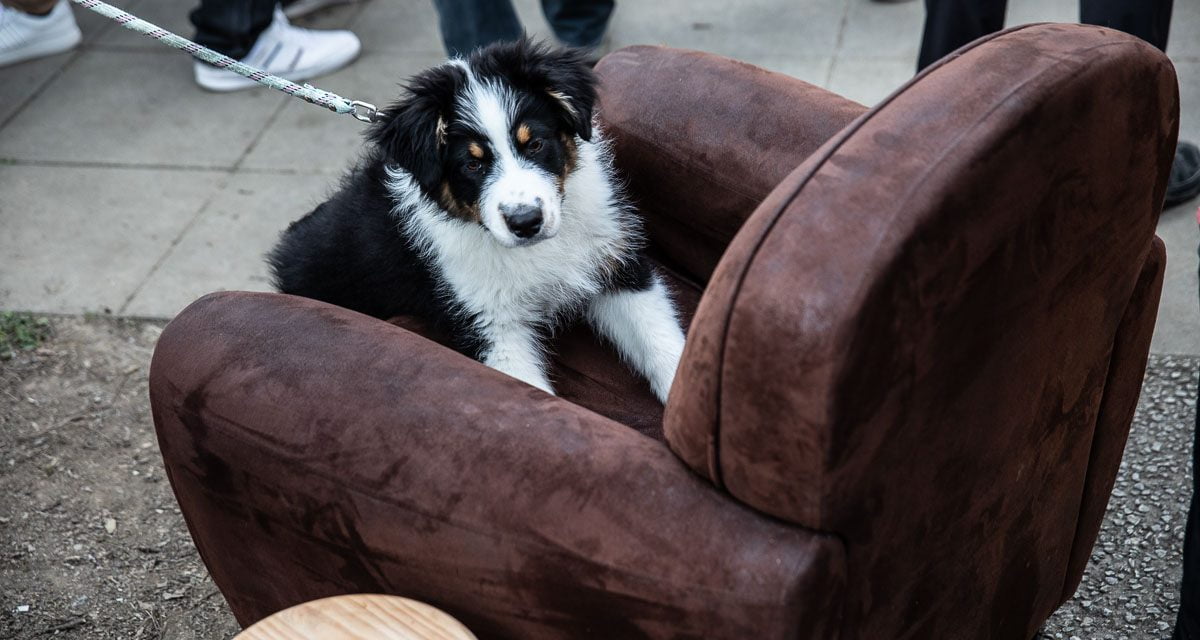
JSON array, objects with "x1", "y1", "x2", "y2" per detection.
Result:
[{"x1": 70, "y1": 0, "x2": 384, "y2": 123}]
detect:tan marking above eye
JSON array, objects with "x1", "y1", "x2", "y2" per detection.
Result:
[
  {"x1": 516, "y1": 124, "x2": 532, "y2": 145},
  {"x1": 468, "y1": 142, "x2": 485, "y2": 159}
]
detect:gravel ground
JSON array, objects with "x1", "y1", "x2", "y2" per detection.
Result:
[
  {"x1": 0, "y1": 316, "x2": 1196, "y2": 639},
  {"x1": 1, "y1": 317, "x2": 240, "y2": 639}
]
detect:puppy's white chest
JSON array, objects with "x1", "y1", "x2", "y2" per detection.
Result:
[
  {"x1": 433, "y1": 222, "x2": 611, "y2": 320},
  {"x1": 388, "y1": 137, "x2": 635, "y2": 323}
]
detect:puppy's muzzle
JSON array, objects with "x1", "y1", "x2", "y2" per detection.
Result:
[{"x1": 500, "y1": 202, "x2": 543, "y2": 239}]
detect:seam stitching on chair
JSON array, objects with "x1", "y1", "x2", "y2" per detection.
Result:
[
  {"x1": 169, "y1": 397, "x2": 848, "y2": 598},
  {"x1": 1055, "y1": 239, "x2": 1161, "y2": 605}
]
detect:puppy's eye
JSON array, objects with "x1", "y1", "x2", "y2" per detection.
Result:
[
  {"x1": 527, "y1": 139, "x2": 544, "y2": 153},
  {"x1": 465, "y1": 160, "x2": 482, "y2": 172}
]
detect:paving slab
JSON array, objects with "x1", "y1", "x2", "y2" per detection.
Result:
[
  {"x1": 1158, "y1": 60, "x2": 1200, "y2": 355},
  {"x1": 607, "y1": 0, "x2": 847, "y2": 60},
  {"x1": 840, "y1": 0, "x2": 924, "y2": 59},
  {"x1": 122, "y1": 172, "x2": 336, "y2": 317},
  {"x1": 739, "y1": 55, "x2": 835, "y2": 87},
  {"x1": 826, "y1": 55, "x2": 916, "y2": 106},
  {"x1": 92, "y1": 0, "x2": 194, "y2": 49},
  {"x1": 511, "y1": 0, "x2": 555, "y2": 42},
  {"x1": 1005, "y1": 0, "x2": 1078, "y2": 27},
  {"x1": 347, "y1": 0, "x2": 445, "y2": 55},
  {"x1": 1166, "y1": 0, "x2": 1200, "y2": 59},
  {"x1": 240, "y1": 50, "x2": 447, "y2": 174},
  {"x1": 0, "y1": 49, "x2": 286, "y2": 167},
  {"x1": 1177, "y1": 61, "x2": 1200, "y2": 153},
  {"x1": 1154, "y1": 204, "x2": 1200, "y2": 356},
  {"x1": 0, "y1": 165, "x2": 222, "y2": 314},
  {"x1": 0, "y1": 51, "x2": 72, "y2": 126},
  {"x1": 72, "y1": 0, "x2": 123, "y2": 43}
]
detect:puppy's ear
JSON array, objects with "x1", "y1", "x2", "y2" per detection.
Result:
[
  {"x1": 542, "y1": 48, "x2": 597, "y2": 141},
  {"x1": 539, "y1": 46, "x2": 597, "y2": 142},
  {"x1": 477, "y1": 38, "x2": 598, "y2": 141},
  {"x1": 369, "y1": 64, "x2": 466, "y2": 190}
]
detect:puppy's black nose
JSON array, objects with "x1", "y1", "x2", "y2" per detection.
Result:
[{"x1": 500, "y1": 203, "x2": 543, "y2": 239}]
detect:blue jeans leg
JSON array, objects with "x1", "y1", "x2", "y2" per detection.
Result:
[
  {"x1": 190, "y1": 0, "x2": 276, "y2": 59},
  {"x1": 540, "y1": 0, "x2": 613, "y2": 49},
  {"x1": 430, "y1": 0, "x2": 523, "y2": 57}
]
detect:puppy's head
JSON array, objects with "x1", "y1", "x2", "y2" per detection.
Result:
[{"x1": 371, "y1": 38, "x2": 598, "y2": 247}]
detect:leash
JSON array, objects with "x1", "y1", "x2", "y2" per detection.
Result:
[{"x1": 70, "y1": 0, "x2": 385, "y2": 123}]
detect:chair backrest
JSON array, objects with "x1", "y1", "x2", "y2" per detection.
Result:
[
  {"x1": 665, "y1": 24, "x2": 1176, "y2": 638},
  {"x1": 596, "y1": 46, "x2": 867, "y2": 284}
]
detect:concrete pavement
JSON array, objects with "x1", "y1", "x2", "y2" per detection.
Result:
[{"x1": 0, "y1": 0, "x2": 1197, "y2": 354}]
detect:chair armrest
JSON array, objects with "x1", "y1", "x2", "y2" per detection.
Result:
[
  {"x1": 596, "y1": 46, "x2": 867, "y2": 282},
  {"x1": 149, "y1": 292, "x2": 845, "y2": 640}
]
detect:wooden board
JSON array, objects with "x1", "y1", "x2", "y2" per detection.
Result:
[{"x1": 235, "y1": 594, "x2": 479, "y2": 640}]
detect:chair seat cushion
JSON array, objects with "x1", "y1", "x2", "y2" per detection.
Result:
[{"x1": 389, "y1": 262, "x2": 702, "y2": 441}]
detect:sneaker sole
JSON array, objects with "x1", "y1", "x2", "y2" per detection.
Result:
[
  {"x1": 194, "y1": 43, "x2": 362, "y2": 92},
  {"x1": 0, "y1": 24, "x2": 81, "y2": 67}
]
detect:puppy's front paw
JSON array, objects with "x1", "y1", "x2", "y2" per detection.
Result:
[
  {"x1": 524, "y1": 374, "x2": 556, "y2": 396},
  {"x1": 490, "y1": 358, "x2": 555, "y2": 396},
  {"x1": 649, "y1": 338, "x2": 684, "y2": 404}
]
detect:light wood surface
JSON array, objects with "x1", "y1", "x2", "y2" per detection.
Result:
[{"x1": 235, "y1": 594, "x2": 478, "y2": 640}]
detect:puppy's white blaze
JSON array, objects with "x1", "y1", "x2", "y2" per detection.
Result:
[
  {"x1": 586, "y1": 276, "x2": 685, "y2": 403},
  {"x1": 458, "y1": 72, "x2": 562, "y2": 246}
]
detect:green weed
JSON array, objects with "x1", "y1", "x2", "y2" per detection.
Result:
[{"x1": 0, "y1": 312, "x2": 52, "y2": 359}]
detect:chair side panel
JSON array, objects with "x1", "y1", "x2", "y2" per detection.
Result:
[{"x1": 677, "y1": 24, "x2": 1176, "y2": 638}]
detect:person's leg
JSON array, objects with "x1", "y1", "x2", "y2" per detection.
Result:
[
  {"x1": 1080, "y1": 0, "x2": 1172, "y2": 51},
  {"x1": 1177, "y1": 401, "x2": 1200, "y2": 639},
  {"x1": 1079, "y1": 0, "x2": 1200, "y2": 208},
  {"x1": 1177, "y1": 232, "x2": 1200, "y2": 640},
  {"x1": 430, "y1": 0, "x2": 523, "y2": 58},
  {"x1": 1, "y1": 0, "x2": 56, "y2": 15},
  {"x1": 189, "y1": 0, "x2": 277, "y2": 59},
  {"x1": 541, "y1": 0, "x2": 613, "y2": 49},
  {"x1": 917, "y1": 0, "x2": 1007, "y2": 71}
]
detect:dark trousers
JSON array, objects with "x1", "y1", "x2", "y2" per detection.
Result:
[
  {"x1": 190, "y1": 0, "x2": 277, "y2": 59},
  {"x1": 918, "y1": 0, "x2": 1173, "y2": 70},
  {"x1": 1180, "y1": 387, "x2": 1200, "y2": 640},
  {"x1": 431, "y1": 0, "x2": 614, "y2": 58},
  {"x1": 1181, "y1": 244, "x2": 1200, "y2": 640}
]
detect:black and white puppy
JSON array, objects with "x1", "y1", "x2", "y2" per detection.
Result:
[{"x1": 269, "y1": 39, "x2": 684, "y2": 402}]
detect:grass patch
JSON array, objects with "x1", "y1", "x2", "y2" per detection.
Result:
[{"x1": 0, "y1": 312, "x2": 52, "y2": 359}]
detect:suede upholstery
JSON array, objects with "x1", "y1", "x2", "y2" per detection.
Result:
[{"x1": 150, "y1": 24, "x2": 1176, "y2": 640}]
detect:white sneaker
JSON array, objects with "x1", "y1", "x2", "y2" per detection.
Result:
[
  {"x1": 193, "y1": 8, "x2": 360, "y2": 92},
  {"x1": 0, "y1": 0, "x2": 82, "y2": 68}
]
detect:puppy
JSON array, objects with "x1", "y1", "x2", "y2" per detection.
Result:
[{"x1": 268, "y1": 39, "x2": 684, "y2": 402}]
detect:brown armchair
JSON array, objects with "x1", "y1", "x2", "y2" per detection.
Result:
[{"x1": 149, "y1": 24, "x2": 1176, "y2": 639}]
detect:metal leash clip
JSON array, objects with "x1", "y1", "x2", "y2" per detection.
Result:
[{"x1": 350, "y1": 100, "x2": 387, "y2": 124}]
